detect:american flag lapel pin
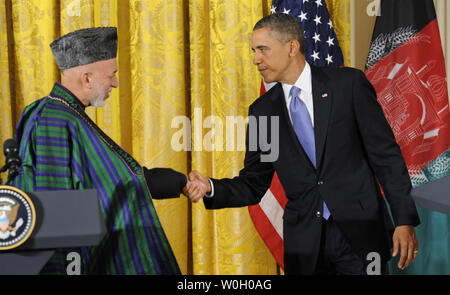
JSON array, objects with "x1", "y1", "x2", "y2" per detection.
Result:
[{"x1": 322, "y1": 93, "x2": 328, "y2": 98}]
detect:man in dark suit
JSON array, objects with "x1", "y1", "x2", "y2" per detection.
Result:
[{"x1": 185, "y1": 13, "x2": 420, "y2": 275}]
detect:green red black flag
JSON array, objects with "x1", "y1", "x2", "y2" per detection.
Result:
[{"x1": 365, "y1": 0, "x2": 450, "y2": 274}]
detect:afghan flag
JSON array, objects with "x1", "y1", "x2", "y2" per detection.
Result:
[{"x1": 365, "y1": 0, "x2": 450, "y2": 274}]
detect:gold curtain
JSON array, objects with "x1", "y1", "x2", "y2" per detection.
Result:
[
  {"x1": 189, "y1": 0, "x2": 277, "y2": 275},
  {"x1": 326, "y1": 0, "x2": 351, "y2": 67},
  {"x1": 0, "y1": 0, "x2": 350, "y2": 274}
]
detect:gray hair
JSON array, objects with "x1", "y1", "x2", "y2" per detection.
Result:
[{"x1": 253, "y1": 13, "x2": 306, "y2": 54}]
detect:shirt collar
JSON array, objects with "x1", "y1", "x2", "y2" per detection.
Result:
[
  {"x1": 282, "y1": 62, "x2": 312, "y2": 98},
  {"x1": 294, "y1": 62, "x2": 312, "y2": 94}
]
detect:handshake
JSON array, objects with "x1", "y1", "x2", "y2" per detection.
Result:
[
  {"x1": 143, "y1": 167, "x2": 210, "y2": 202},
  {"x1": 183, "y1": 171, "x2": 212, "y2": 203}
]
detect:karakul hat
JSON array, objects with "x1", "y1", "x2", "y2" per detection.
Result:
[{"x1": 50, "y1": 27, "x2": 117, "y2": 70}]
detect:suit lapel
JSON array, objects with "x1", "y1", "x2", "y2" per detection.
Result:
[
  {"x1": 269, "y1": 83, "x2": 296, "y2": 141},
  {"x1": 311, "y1": 65, "x2": 332, "y2": 170},
  {"x1": 269, "y1": 82, "x2": 317, "y2": 169}
]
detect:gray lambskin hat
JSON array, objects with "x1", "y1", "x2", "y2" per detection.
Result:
[{"x1": 50, "y1": 27, "x2": 117, "y2": 70}]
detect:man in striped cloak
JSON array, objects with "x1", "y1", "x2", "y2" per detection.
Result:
[{"x1": 13, "y1": 27, "x2": 184, "y2": 274}]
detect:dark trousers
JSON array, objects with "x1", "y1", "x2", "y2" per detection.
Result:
[{"x1": 313, "y1": 217, "x2": 388, "y2": 275}]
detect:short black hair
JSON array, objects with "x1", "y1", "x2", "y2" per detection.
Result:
[{"x1": 253, "y1": 13, "x2": 306, "y2": 54}]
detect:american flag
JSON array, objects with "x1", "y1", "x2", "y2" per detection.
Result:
[
  {"x1": 273, "y1": 0, "x2": 343, "y2": 67},
  {"x1": 248, "y1": 0, "x2": 344, "y2": 270}
]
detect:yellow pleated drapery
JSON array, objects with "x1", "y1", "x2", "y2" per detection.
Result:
[{"x1": 0, "y1": 0, "x2": 350, "y2": 274}]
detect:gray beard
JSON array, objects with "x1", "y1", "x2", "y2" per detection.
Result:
[{"x1": 90, "y1": 94, "x2": 106, "y2": 107}]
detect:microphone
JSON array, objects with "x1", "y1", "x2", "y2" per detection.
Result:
[{"x1": 3, "y1": 139, "x2": 21, "y2": 185}]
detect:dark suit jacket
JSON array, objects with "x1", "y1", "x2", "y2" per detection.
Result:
[{"x1": 203, "y1": 65, "x2": 420, "y2": 274}]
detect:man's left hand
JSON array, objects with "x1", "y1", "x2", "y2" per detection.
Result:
[{"x1": 392, "y1": 225, "x2": 419, "y2": 270}]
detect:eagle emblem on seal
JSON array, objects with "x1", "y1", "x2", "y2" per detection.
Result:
[{"x1": 0, "y1": 198, "x2": 24, "y2": 237}]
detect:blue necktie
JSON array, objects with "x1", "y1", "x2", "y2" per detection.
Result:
[{"x1": 289, "y1": 86, "x2": 330, "y2": 220}]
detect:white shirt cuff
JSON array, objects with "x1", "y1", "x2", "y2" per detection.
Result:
[{"x1": 204, "y1": 178, "x2": 214, "y2": 198}]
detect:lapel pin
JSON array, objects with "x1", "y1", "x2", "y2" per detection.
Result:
[{"x1": 321, "y1": 93, "x2": 328, "y2": 98}]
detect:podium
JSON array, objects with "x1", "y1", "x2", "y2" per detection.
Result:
[
  {"x1": 411, "y1": 174, "x2": 450, "y2": 215},
  {"x1": 0, "y1": 189, "x2": 106, "y2": 275}
]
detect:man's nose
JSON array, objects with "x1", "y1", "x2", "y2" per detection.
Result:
[
  {"x1": 253, "y1": 52, "x2": 260, "y2": 65},
  {"x1": 112, "y1": 76, "x2": 118, "y2": 88}
]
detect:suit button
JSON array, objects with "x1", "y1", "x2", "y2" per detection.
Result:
[
  {"x1": 316, "y1": 211, "x2": 321, "y2": 218},
  {"x1": 317, "y1": 181, "x2": 324, "y2": 185}
]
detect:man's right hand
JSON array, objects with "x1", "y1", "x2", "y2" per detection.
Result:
[{"x1": 183, "y1": 171, "x2": 211, "y2": 202}]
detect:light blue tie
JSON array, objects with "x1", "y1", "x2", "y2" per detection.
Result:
[{"x1": 289, "y1": 86, "x2": 330, "y2": 220}]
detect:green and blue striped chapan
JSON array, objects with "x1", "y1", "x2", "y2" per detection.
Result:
[{"x1": 13, "y1": 82, "x2": 180, "y2": 274}]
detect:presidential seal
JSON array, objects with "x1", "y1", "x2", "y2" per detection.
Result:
[{"x1": 0, "y1": 186, "x2": 36, "y2": 250}]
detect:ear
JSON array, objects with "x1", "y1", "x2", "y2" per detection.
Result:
[
  {"x1": 289, "y1": 39, "x2": 301, "y2": 56},
  {"x1": 80, "y1": 71, "x2": 94, "y2": 89}
]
